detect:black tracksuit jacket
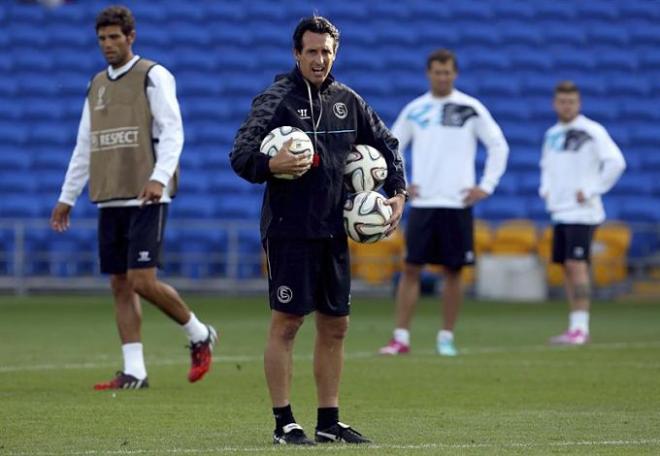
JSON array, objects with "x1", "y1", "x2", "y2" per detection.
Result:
[{"x1": 230, "y1": 66, "x2": 406, "y2": 240}]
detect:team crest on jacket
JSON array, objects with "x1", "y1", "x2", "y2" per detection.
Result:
[{"x1": 333, "y1": 102, "x2": 348, "y2": 119}]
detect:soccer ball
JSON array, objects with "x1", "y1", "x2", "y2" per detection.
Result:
[
  {"x1": 343, "y1": 191, "x2": 392, "y2": 243},
  {"x1": 344, "y1": 144, "x2": 388, "y2": 193},
  {"x1": 260, "y1": 126, "x2": 314, "y2": 180}
]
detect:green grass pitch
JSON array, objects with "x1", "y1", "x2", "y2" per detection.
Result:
[{"x1": 1, "y1": 294, "x2": 659, "y2": 455}]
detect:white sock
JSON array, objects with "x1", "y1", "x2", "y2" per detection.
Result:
[
  {"x1": 393, "y1": 328, "x2": 410, "y2": 345},
  {"x1": 437, "y1": 330, "x2": 454, "y2": 343},
  {"x1": 122, "y1": 343, "x2": 147, "y2": 380},
  {"x1": 182, "y1": 313, "x2": 209, "y2": 343},
  {"x1": 569, "y1": 311, "x2": 589, "y2": 334}
]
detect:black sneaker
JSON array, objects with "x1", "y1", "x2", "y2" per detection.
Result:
[
  {"x1": 315, "y1": 422, "x2": 371, "y2": 444},
  {"x1": 273, "y1": 423, "x2": 316, "y2": 445},
  {"x1": 94, "y1": 371, "x2": 149, "y2": 390}
]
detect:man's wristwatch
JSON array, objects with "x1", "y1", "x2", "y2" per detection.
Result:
[{"x1": 393, "y1": 188, "x2": 409, "y2": 202}]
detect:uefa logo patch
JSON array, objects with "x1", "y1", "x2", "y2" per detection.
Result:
[
  {"x1": 277, "y1": 285, "x2": 293, "y2": 304},
  {"x1": 333, "y1": 102, "x2": 348, "y2": 119}
]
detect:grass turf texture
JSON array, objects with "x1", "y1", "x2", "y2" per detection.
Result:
[{"x1": 1, "y1": 295, "x2": 659, "y2": 455}]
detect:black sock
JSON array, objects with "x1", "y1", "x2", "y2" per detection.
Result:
[
  {"x1": 317, "y1": 407, "x2": 339, "y2": 430},
  {"x1": 273, "y1": 405, "x2": 295, "y2": 431}
]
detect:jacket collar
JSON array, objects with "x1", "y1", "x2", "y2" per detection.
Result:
[{"x1": 277, "y1": 65, "x2": 335, "y2": 92}]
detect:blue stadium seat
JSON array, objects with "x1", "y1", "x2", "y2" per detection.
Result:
[
  {"x1": 245, "y1": 0, "x2": 291, "y2": 21},
  {"x1": 199, "y1": 147, "x2": 232, "y2": 171},
  {"x1": 629, "y1": 230, "x2": 659, "y2": 259},
  {"x1": 595, "y1": 50, "x2": 639, "y2": 71},
  {"x1": 45, "y1": 4, "x2": 89, "y2": 24},
  {"x1": 373, "y1": 21, "x2": 419, "y2": 46},
  {"x1": 489, "y1": 99, "x2": 531, "y2": 121},
  {"x1": 619, "y1": 198, "x2": 660, "y2": 222},
  {"x1": 0, "y1": 173, "x2": 37, "y2": 194},
  {"x1": 165, "y1": 3, "x2": 207, "y2": 22},
  {"x1": 619, "y1": 1, "x2": 660, "y2": 19},
  {"x1": 608, "y1": 75, "x2": 652, "y2": 96},
  {"x1": 0, "y1": 99, "x2": 23, "y2": 121},
  {"x1": 621, "y1": 100, "x2": 660, "y2": 121},
  {"x1": 30, "y1": 123, "x2": 75, "y2": 146},
  {"x1": 18, "y1": 73, "x2": 62, "y2": 96},
  {"x1": 369, "y1": 2, "x2": 411, "y2": 20},
  {"x1": 606, "y1": 125, "x2": 630, "y2": 147},
  {"x1": 23, "y1": 99, "x2": 66, "y2": 121},
  {"x1": 587, "y1": 23, "x2": 630, "y2": 46},
  {"x1": 172, "y1": 47, "x2": 218, "y2": 72},
  {"x1": 0, "y1": 195, "x2": 43, "y2": 218},
  {"x1": 0, "y1": 122, "x2": 29, "y2": 145},
  {"x1": 551, "y1": 48, "x2": 596, "y2": 70},
  {"x1": 629, "y1": 125, "x2": 659, "y2": 147},
  {"x1": 508, "y1": 150, "x2": 541, "y2": 171},
  {"x1": 31, "y1": 149, "x2": 70, "y2": 171},
  {"x1": 475, "y1": 196, "x2": 527, "y2": 220},
  {"x1": 448, "y1": 1, "x2": 495, "y2": 21},
  {"x1": 35, "y1": 170, "x2": 65, "y2": 195},
  {"x1": 582, "y1": 98, "x2": 620, "y2": 122},
  {"x1": 526, "y1": 197, "x2": 548, "y2": 222},
  {"x1": 518, "y1": 172, "x2": 541, "y2": 196},
  {"x1": 460, "y1": 24, "x2": 501, "y2": 46},
  {"x1": 495, "y1": 173, "x2": 518, "y2": 195},
  {"x1": 204, "y1": 2, "x2": 248, "y2": 22},
  {"x1": 179, "y1": 149, "x2": 205, "y2": 172},
  {"x1": 176, "y1": 71, "x2": 223, "y2": 97},
  {"x1": 416, "y1": 21, "x2": 460, "y2": 48},
  {"x1": 236, "y1": 230, "x2": 263, "y2": 279},
  {"x1": 612, "y1": 173, "x2": 654, "y2": 196},
  {"x1": 340, "y1": 49, "x2": 386, "y2": 72},
  {"x1": 501, "y1": 123, "x2": 542, "y2": 146},
  {"x1": 14, "y1": 49, "x2": 55, "y2": 72},
  {"x1": 464, "y1": 52, "x2": 511, "y2": 71},
  {"x1": 492, "y1": 2, "x2": 536, "y2": 20},
  {"x1": 176, "y1": 24, "x2": 213, "y2": 47},
  {"x1": 47, "y1": 25, "x2": 92, "y2": 49},
  {"x1": 508, "y1": 47, "x2": 552, "y2": 70},
  {"x1": 533, "y1": 1, "x2": 577, "y2": 20},
  {"x1": 0, "y1": 146, "x2": 31, "y2": 171},
  {"x1": 138, "y1": 24, "x2": 171, "y2": 47},
  {"x1": 0, "y1": 76, "x2": 19, "y2": 98},
  {"x1": 629, "y1": 23, "x2": 660, "y2": 45},
  {"x1": 178, "y1": 171, "x2": 209, "y2": 194},
  {"x1": 128, "y1": 3, "x2": 168, "y2": 23},
  {"x1": 169, "y1": 195, "x2": 215, "y2": 219},
  {"x1": 576, "y1": 2, "x2": 619, "y2": 20},
  {"x1": 53, "y1": 48, "x2": 101, "y2": 73},
  {"x1": 345, "y1": 73, "x2": 392, "y2": 97},
  {"x1": 478, "y1": 74, "x2": 521, "y2": 96},
  {"x1": 9, "y1": 24, "x2": 48, "y2": 47},
  {"x1": 641, "y1": 49, "x2": 660, "y2": 70},
  {"x1": 215, "y1": 196, "x2": 261, "y2": 219},
  {"x1": 640, "y1": 150, "x2": 660, "y2": 171},
  {"x1": 8, "y1": 4, "x2": 47, "y2": 24}
]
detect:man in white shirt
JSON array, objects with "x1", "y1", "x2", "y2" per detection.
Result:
[
  {"x1": 50, "y1": 6, "x2": 217, "y2": 389},
  {"x1": 379, "y1": 49, "x2": 509, "y2": 356},
  {"x1": 541, "y1": 81, "x2": 625, "y2": 345}
]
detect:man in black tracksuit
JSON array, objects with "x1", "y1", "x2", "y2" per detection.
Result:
[{"x1": 231, "y1": 16, "x2": 407, "y2": 446}]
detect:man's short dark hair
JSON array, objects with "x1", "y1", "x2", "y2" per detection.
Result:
[
  {"x1": 293, "y1": 16, "x2": 340, "y2": 52},
  {"x1": 555, "y1": 80, "x2": 580, "y2": 95},
  {"x1": 95, "y1": 5, "x2": 135, "y2": 36},
  {"x1": 427, "y1": 49, "x2": 458, "y2": 71}
]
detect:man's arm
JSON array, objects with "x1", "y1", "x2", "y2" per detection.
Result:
[
  {"x1": 58, "y1": 100, "x2": 92, "y2": 206},
  {"x1": 474, "y1": 103, "x2": 509, "y2": 195},
  {"x1": 231, "y1": 85, "x2": 290, "y2": 184},
  {"x1": 142, "y1": 65, "x2": 184, "y2": 203},
  {"x1": 355, "y1": 95, "x2": 406, "y2": 197},
  {"x1": 584, "y1": 125, "x2": 626, "y2": 198}
]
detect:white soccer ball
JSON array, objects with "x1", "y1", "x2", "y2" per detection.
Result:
[
  {"x1": 343, "y1": 191, "x2": 393, "y2": 244},
  {"x1": 260, "y1": 126, "x2": 314, "y2": 180},
  {"x1": 344, "y1": 144, "x2": 388, "y2": 193}
]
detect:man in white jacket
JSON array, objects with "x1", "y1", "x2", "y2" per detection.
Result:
[
  {"x1": 540, "y1": 81, "x2": 626, "y2": 345},
  {"x1": 379, "y1": 49, "x2": 509, "y2": 356}
]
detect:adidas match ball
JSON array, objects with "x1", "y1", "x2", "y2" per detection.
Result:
[
  {"x1": 344, "y1": 144, "x2": 388, "y2": 193},
  {"x1": 260, "y1": 126, "x2": 314, "y2": 180},
  {"x1": 343, "y1": 191, "x2": 393, "y2": 243}
]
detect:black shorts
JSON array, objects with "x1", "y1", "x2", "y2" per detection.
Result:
[
  {"x1": 264, "y1": 237, "x2": 351, "y2": 317},
  {"x1": 552, "y1": 223, "x2": 597, "y2": 264},
  {"x1": 98, "y1": 204, "x2": 168, "y2": 274},
  {"x1": 405, "y1": 207, "x2": 475, "y2": 269}
]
